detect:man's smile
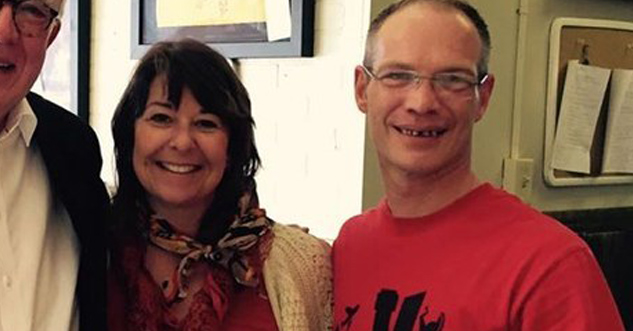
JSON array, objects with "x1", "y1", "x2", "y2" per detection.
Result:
[{"x1": 394, "y1": 126, "x2": 448, "y2": 138}]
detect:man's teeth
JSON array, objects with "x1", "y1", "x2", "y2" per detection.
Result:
[
  {"x1": 0, "y1": 63, "x2": 14, "y2": 70},
  {"x1": 161, "y1": 162, "x2": 197, "y2": 173},
  {"x1": 400, "y1": 128, "x2": 442, "y2": 137}
]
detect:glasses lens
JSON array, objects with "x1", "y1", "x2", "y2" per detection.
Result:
[
  {"x1": 368, "y1": 66, "x2": 481, "y2": 102},
  {"x1": 433, "y1": 73, "x2": 478, "y2": 92},
  {"x1": 376, "y1": 70, "x2": 419, "y2": 89},
  {"x1": 380, "y1": 71, "x2": 419, "y2": 88},
  {"x1": 15, "y1": 0, "x2": 55, "y2": 37}
]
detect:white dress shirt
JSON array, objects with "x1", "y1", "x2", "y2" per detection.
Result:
[{"x1": 0, "y1": 99, "x2": 79, "y2": 331}]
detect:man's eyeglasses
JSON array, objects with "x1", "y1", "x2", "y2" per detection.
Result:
[
  {"x1": 1, "y1": 0, "x2": 59, "y2": 37},
  {"x1": 361, "y1": 65, "x2": 488, "y2": 99}
]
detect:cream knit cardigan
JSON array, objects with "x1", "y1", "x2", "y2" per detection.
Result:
[{"x1": 263, "y1": 223, "x2": 333, "y2": 331}]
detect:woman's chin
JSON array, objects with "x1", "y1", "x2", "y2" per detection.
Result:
[{"x1": 149, "y1": 195, "x2": 211, "y2": 213}]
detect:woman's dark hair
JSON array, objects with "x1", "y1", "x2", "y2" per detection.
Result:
[{"x1": 111, "y1": 39, "x2": 260, "y2": 244}]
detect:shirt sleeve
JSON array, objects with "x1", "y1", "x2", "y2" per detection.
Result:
[{"x1": 513, "y1": 246, "x2": 625, "y2": 331}]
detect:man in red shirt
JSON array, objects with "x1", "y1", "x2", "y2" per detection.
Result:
[{"x1": 333, "y1": 1, "x2": 625, "y2": 330}]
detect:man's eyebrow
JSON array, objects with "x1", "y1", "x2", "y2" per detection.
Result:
[
  {"x1": 439, "y1": 68, "x2": 477, "y2": 75},
  {"x1": 375, "y1": 62, "x2": 416, "y2": 71},
  {"x1": 375, "y1": 63, "x2": 476, "y2": 76}
]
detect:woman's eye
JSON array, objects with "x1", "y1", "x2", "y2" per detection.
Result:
[
  {"x1": 195, "y1": 119, "x2": 220, "y2": 131},
  {"x1": 147, "y1": 113, "x2": 172, "y2": 125}
]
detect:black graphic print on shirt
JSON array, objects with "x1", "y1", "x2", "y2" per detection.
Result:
[{"x1": 336, "y1": 289, "x2": 445, "y2": 331}]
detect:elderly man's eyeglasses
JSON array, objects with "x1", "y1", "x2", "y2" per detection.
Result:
[
  {"x1": 361, "y1": 65, "x2": 488, "y2": 99},
  {"x1": 1, "y1": 0, "x2": 59, "y2": 37}
]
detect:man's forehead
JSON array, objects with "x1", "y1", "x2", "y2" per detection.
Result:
[
  {"x1": 371, "y1": 2, "x2": 482, "y2": 73},
  {"x1": 43, "y1": 0, "x2": 65, "y2": 12}
]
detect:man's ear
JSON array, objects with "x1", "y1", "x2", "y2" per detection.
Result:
[
  {"x1": 46, "y1": 19, "x2": 61, "y2": 48},
  {"x1": 354, "y1": 66, "x2": 369, "y2": 114},
  {"x1": 474, "y1": 74, "x2": 495, "y2": 122}
]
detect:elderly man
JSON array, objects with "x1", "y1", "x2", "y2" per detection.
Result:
[
  {"x1": 333, "y1": 1, "x2": 624, "y2": 330},
  {"x1": 0, "y1": 1, "x2": 108, "y2": 330}
]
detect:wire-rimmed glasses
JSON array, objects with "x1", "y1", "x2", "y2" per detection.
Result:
[
  {"x1": 361, "y1": 65, "x2": 488, "y2": 101},
  {"x1": 1, "y1": 0, "x2": 59, "y2": 37}
]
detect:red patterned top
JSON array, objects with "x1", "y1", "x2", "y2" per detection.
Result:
[{"x1": 108, "y1": 242, "x2": 279, "y2": 331}]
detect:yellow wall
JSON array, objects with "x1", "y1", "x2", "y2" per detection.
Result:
[{"x1": 515, "y1": 0, "x2": 633, "y2": 211}]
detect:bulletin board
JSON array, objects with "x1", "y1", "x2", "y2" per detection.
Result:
[{"x1": 544, "y1": 18, "x2": 633, "y2": 186}]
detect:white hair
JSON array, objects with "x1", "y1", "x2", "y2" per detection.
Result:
[{"x1": 44, "y1": 0, "x2": 66, "y2": 14}]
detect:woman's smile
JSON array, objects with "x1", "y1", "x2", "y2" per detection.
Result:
[{"x1": 156, "y1": 160, "x2": 202, "y2": 174}]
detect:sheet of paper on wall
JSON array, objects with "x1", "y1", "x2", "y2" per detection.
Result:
[
  {"x1": 551, "y1": 60, "x2": 611, "y2": 174},
  {"x1": 265, "y1": 0, "x2": 291, "y2": 41},
  {"x1": 602, "y1": 68, "x2": 633, "y2": 174},
  {"x1": 156, "y1": 0, "x2": 266, "y2": 27}
]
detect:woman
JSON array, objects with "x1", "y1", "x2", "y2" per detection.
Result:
[{"x1": 108, "y1": 39, "x2": 332, "y2": 331}]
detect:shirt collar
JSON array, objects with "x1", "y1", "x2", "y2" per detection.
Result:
[{"x1": 2, "y1": 99, "x2": 38, "y2": 147}]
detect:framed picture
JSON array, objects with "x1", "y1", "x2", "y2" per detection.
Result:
[
  {"x1": 131, "y1": 0, "x2": 315, "y2": 59},
  {"x1": 32, "y1": 0, "x2": 91, "y2": 121}
]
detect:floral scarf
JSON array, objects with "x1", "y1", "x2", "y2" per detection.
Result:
[{"x1": 117, "y1": 193, "x2": 273, "y2": 330}]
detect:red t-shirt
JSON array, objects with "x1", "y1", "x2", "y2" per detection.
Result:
[{"x1": 333, "y1": 184, "x2": 624, "y2": 331}]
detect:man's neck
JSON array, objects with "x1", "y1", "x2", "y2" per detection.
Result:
[
  {"x1": 383, "y1": 166, "x2": 481, "y2": 218},
  {"x1": 1, "y1": 98, "x2": 21, "y2": 133}
]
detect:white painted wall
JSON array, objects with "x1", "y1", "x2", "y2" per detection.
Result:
[
  {"x1": 91, "y1": 0, "x2": 370, "y2": 240},
  {"x1": 237, "y1": 0, "x2": 369, "y2": 239}
]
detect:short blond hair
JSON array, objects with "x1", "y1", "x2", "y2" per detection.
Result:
[{"x1": 364, "y1": 0, "x2": 491, "y2": 78}]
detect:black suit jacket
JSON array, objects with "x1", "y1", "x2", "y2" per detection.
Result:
[{"x1": 27, "y1": 92, "x2": 109, "y2": 331}]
